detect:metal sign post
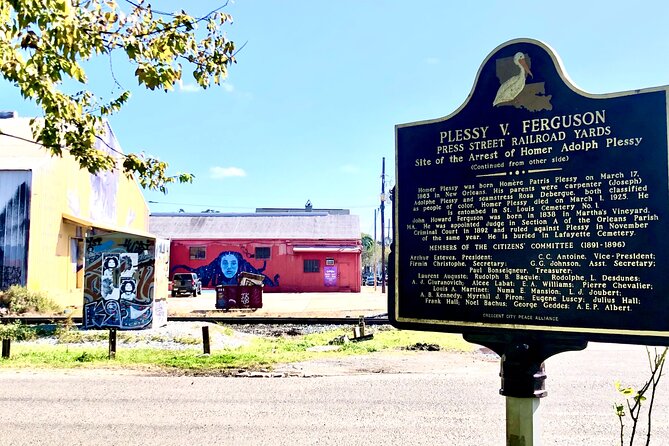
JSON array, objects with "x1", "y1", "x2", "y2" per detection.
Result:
[
  {"x1": 108, "y1": 328, "x2": 117, "y2": 359},
  {"x1": 506, "y1": 397, "x2": 540, "y2": 446},
  {"x1": 464, "y1": 334, "x2": 587, "y2": 445}
]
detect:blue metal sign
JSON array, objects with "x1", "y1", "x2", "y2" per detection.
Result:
[{"x1": 392, "y1": 39, "x2": 669, "y2": 345}]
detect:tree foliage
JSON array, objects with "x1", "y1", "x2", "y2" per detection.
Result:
[
  {"x1": 0, "y1": 0, "x2": 236, "y2": 192},
  {"x1": 361, "y1": 233, "x2": 390, "y2": 275},
  {"x1": 361, "y1": 233, "x2": 376, "y2": 272}
]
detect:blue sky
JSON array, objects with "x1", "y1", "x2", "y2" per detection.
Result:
[{"x1": 3, "y1": 1, "x2": 669, "y2": 236}]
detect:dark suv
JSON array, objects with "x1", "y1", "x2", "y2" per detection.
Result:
[{"x1": 171, "y1": 273, "x2": 202, "y2": 297}]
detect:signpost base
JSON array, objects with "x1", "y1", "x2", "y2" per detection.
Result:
[{"x1": 464, "y1": 333, "x2": 587, "y2": 445}]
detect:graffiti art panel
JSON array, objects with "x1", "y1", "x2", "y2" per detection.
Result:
[{"x1": 84, "y1": 234, "x2": 157, "y2": 330}]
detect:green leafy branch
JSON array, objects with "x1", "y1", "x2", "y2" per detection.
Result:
[
  {"x1": 614, "y1": 347, "x2": 667, "y2": 446},
  {"x1": 0, "y1": 0, "x2": 236, "y2": 192}
]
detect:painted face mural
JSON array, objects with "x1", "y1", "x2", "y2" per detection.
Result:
[
  {"x1": 220, "y1": 253, "x2": 239, "y2": 279},
  {"x1": 172, "y1": 250, "x2": 279, "y2": 288}
]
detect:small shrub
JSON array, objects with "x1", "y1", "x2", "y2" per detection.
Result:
[
  {"x1": 614, "y1": 347, "x2": 668, "y2": 445},
  {"x1": 0, "y1": 285, "x2": 62, "y2": 315},
  {"x1": 405, "y1": 342, "x2": 441, "y2": 351}
]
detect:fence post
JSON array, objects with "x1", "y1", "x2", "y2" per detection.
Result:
[
  {"x1": 108, "y1": 329, "x2": 117, "y2": 359},
  {"x1": 1, "y1": 339, "x2": 10, "y2": 359},
  {"x1": 202, "y1": 326, "x2": 211, "y2": 355}
]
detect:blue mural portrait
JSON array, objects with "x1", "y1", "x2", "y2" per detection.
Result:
[{"x1": 172, "y1": 250, "x2": 279, "y2": 288}]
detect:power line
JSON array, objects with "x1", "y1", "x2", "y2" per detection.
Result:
[{"x1": 147, "y1": 200, "x2": 381, "y2": 210}]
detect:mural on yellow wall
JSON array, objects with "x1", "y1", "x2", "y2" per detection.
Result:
[
  {"x1": 0, "y1": 171, "x2": 31, "y2": 290},
  {"x1": 89, "y1": 123, "x2": 119, "y2": 224}
]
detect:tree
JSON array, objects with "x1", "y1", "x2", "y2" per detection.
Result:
[
  {"x1": 361, "y1": 233, "x2": 376, "y2": 274},
  {"x1": 0, "y1": 0, "x2": 237, "y2": 192},
  {"x1": 361, "y1": 233, "x2": 374, "y2": 252}
]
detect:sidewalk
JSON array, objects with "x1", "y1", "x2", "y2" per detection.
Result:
[{"x1": 166, "y1": 286, "x2": 389, "y2": 318}]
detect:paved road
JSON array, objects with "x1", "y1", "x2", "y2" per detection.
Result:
[{"x1": 1, "y1": 342, "x2": 667, "y2": 445}]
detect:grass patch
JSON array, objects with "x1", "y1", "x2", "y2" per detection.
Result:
[
  {"x1": 250, "y1": 327, "x2": 472, "y2": 361},
  {"x1": 1, "y1": 344, "x2": 270, "y2": 372},
  {"x1": 0, "y1": 326, "x2": 472, "y2": 373}
]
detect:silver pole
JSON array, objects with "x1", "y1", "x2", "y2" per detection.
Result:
[{"x1": 506, "y1": 397, "x2": 541, "y2": 446}]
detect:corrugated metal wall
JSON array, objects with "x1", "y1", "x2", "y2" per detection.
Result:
[{"x1": 0, "y1": 171, "x2": 31, "y2": 289}]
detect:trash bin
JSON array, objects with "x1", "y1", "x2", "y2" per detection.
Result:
[{"x1": 215, "y1": 285, "x2": 263, "y2": 310}]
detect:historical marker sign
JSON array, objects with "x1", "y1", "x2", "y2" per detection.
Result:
[{"x1": 391, "y1": 39, "x2": 669, "y2": 345}]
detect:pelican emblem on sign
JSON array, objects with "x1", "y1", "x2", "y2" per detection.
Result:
[{"x1": 493, "y1": 52, "x2": 533, "y2": 106}]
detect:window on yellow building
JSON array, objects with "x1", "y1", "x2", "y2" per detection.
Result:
[{"x1": 70, "y1": 238, "x2": 85, "y2": 288}]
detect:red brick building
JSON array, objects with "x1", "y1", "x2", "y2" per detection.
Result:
[{"x1": 149, "y1": 211, "x2": 362, "y2": 292}]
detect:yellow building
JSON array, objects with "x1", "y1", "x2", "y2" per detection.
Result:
[{"x1": 0, "y1": 114, "x2": 151, "y2": 308}]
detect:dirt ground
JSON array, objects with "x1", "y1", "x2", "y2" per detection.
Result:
[
  {"x1": 166, "y1": 288, "x2": 389, "y2": 318},
  {"x1": 269, "y1": 348, "x2": 495, "y2": 377}
]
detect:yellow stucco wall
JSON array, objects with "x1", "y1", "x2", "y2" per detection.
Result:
[{"x1": 0, "y1": 118, "x2": 150, "y2": 307}]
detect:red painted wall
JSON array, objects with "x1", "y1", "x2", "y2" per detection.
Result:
[{"x1": 168, "y1": 238, "x2": 361, "y2": 293}]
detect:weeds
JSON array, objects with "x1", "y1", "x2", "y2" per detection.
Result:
[
  {"x1": 75, "y1": 352, "x2": 95, "y2": 362},
  {"x1": 55, "y1": 327, "x2": 107, "y2": 344},
  {"x1": 0, "y1": 322, "x2": 39, "y2": 341},
  {"x1": 216, "y1": 325, "x2": 234, "y2": 336},
  {"x1": 172, "y1": 335, "x2": 200, "y2": 345}
]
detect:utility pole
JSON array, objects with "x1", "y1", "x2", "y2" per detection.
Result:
[
  {"x1": 373, "y1": 208, "x2": 377, "y2": 290},
  {"x1": 380, "y1": 157, "x2": 386, "y2": 293}
]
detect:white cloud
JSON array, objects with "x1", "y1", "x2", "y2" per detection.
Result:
[
  {"x1": 210, "y1": 166, "x2": 247, "y2": 179},
  {"x1": 340, "y1": 164, "x2": 361, "y2": 174},
  {"x1": 425, "y1": 57, "x2": 440, "y2": 65},
  {"x1": 178, "y1": 79, "x2": 201, "y2": 93},
  {"x1": 178, "y1": 80, "x2": 234, "y2": 93}
]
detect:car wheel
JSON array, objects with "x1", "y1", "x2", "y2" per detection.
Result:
[{"x1": 171, "y1": 290, "x2": 176, "y2": 297}]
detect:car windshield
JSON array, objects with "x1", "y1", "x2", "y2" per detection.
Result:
[{"x1": 174, "y1": 274, "x2": 193, "y2": 280}]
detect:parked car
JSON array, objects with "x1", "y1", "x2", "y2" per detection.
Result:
[
  {"x1": 171, "y1": 272, "x2": 202, "y2": 297},
  {"x1": 364, "y1": 275, "x2": 376, "y2": 286}
]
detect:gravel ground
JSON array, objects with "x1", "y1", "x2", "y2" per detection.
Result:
[{"x1": 11, "y1": 321, "x2": 384, "y2": 351}]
